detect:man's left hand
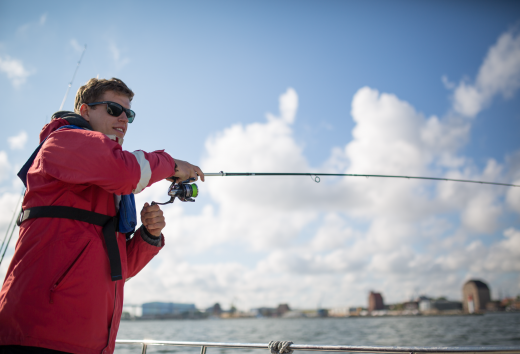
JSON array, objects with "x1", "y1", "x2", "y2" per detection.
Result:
[{"x1": 141, "y1": 202, "x2": 166, "y2": 237}]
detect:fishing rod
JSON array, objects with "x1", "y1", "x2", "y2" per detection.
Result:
[
  {"x1": 153, "y1": 171, "x2": 519, "y2": 205},
  {"x1": 204, "y1": 172, "x2": 520, "y2": 187}
]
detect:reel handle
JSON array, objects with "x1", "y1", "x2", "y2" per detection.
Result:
[
  {"x1": 181, "y1": 177, "x2": 196, "y2": 183},
  {"x1": 151, "y1": 197, "x2": 174, "y2": 206}
]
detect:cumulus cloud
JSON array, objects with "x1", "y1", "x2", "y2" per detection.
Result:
[
  {"x1": 452, "y1": 29, "x2": 520, "y2": 117},
  {"x1": 0, "y1": 56, "x2": 31, "y2": 88},
  {"x1": 125, "y1": 75, "x2": 519, "y2": 308},
  {"x1": 506, "y1": 185, "x2": 520, "y2": 214},
  {"x1": 0, "y1": 151, "x2": 11, "y2": 182},
  {"x1": 126, "y1": 27, "x2": 520, "y2": 305},
  {"x1": 95, "y1": 32, "x2": 520, "y2": 306},
  {"x1": 505, "y1": 151, "x2": 520, "y2": 214},
  {"x1": 7, "y1": 131, "x2": 28, "y2": 150},
  {"x1": 276, "y1": 87, "x2": 298, "y2": 124}
]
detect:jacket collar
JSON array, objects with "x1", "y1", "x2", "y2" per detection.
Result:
[{"x1": 40, "y1": 111, "x2": 123, "y2": 145}]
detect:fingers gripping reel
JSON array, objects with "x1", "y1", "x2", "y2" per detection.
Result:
[{"x1": 152, "y1": 178, "x2": 198, "y2": 206}]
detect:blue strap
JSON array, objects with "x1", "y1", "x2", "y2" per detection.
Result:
[{"x1": 118, "y1": 194, "x2": 137, "y2": 234}]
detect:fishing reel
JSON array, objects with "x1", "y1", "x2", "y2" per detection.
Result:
[{"x1": 152, "y1": 178, "x2": 198, "y2": 205}]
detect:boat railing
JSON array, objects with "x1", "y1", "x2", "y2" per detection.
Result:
[{"x1": 115, "y1": 340, "x2": 520, "y2": 354}]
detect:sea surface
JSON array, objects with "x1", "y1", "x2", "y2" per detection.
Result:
[{"x1": 115, "y1": 313, "x2": 520, "y2": 354}]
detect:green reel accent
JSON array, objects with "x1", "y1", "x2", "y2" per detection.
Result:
[{"x1": 191, "y1": 183, "x2": 198, "y2": 198}]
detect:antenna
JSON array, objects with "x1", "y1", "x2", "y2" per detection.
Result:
[{"x1": 59, "y1": 44, "x2": 87, "y2": 111}]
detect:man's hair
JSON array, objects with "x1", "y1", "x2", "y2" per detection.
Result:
[{"x1": 74, "y1": 77, "x2": 134, "y2": 114}]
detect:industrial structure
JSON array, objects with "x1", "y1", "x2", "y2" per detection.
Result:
[
  {"x1": 368, "y1": 291, "x2": 385, "y2": 312},
  {"x1": 142, "y1": 302, "x2": 197, "y2": 318},
  {"x1": 462, "y1": 279, "x2": 491, "y2": 313}
]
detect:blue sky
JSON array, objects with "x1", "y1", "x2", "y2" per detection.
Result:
[{"x1": 1, "y1": 0, "x2": 519, "y2": 310}]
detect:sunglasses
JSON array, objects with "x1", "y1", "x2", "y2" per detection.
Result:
[{"x1": 87, "y1": 101, "x2": 136, "y2": 123}]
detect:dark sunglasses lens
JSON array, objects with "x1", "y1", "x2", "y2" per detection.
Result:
[
  {"x1": 126, "y1": 109, "x2": 135, "y2": 123},
  {"x1": 106, "y1": 102, "x2": 123, "y2": 117},
  {"x1": 106, "y1": 102, "x2": 134, "y2": 123}
]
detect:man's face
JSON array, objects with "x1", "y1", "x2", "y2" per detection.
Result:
[{"x1": 81, "y1": 90, "x2": 131, "y2": 140}]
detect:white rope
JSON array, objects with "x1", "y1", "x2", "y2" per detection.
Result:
[{"x1": 268, "y1": 341, "x2": 294, "y2": 354}]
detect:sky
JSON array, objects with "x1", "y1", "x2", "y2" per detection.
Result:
[{"x1": 0, "y1": 0, "x2": 520, "y2": 311}]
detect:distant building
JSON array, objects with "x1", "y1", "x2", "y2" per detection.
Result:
[
  {"x1": 205, "y1": 303, "x2": 222, "y2": 316},
  {"x1": 368, "y1": 291, "x2": 384, "y2": 312},
  {"x1": 419, "y1": 300, "x2": 431, "y2": 312},
  {"x1": 419, "y1": 299, "x2": 462, "y2": 312},
  {"x1": 317, "y1": 308, "x2": 329, "y2": 317},
  {"x1": 251, "y1": 307, "x2": 277, "y2": 317},
  {"x1": 276, "y1": 304, "x2": 290, "y2": 316},
  {"x1": 462, "y1": 279, "x2": 491, "y2": 313},
  {"x1": 402, "y1": 301, "x2": 418, "y2": 310},
  {"x1": 329, "y1": 307, "x2": 350, "y2": 317},
  {"x1": 485, "y1": 300, "x2": 505, "y2": 312},
  {"x1": 142, "y1": 302, "x2": 196, "y2": 317}
]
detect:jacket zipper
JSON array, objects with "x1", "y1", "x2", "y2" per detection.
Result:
[{"x1": 49, "y1": 241, "x2": 90, "y2": 304}]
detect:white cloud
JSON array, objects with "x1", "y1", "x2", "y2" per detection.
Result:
[
  {"x1": 109, "y1": 43, "x2": 130, "y2": 70},
  {"x1": 0, "y1": 151, "x2": 11, "y2": 182},
  {"x1": 16, "y1": 24, "x2": 30, "y2": 35},
  {"x1": 453, "y1": 29, "x2": 520, "y2": 117},
  {"x1": 441, "y1": 75, "x2": 455, "y2": 90},
  {"x1": 0, "y1": 56, "x2": 32, "y2": 88},
  {"x1": 277, "y1": 87, "x2": 298, "y2": 124},
  {"x1": 125, "y1": 80, "x2": 518, "y2": 308},
  {"x1": 7, "y1": 131, "x2": 28, "y2": 150},
  {"x1": 70, "y1": 39, "x2": 84, "y2": 53},
  {"x1": 506, "y1": 183, "x2": 520, "y2": 214},
  {"x1": 309, "y1": 214, "x2": 356, "y2": 252},
  {"x1": 505, "y1": 151, "x2": 520, "y2": 214},
  {"x1": 16, "y1": 13, "x2": 47, "y2": 35}
]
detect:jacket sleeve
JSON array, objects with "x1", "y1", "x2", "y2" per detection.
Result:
[
  {"x1": 125, "y1": 227, "x2": 165, "y2": 279},
  {"x1": 39, "y1": 128, "x2": 175, "y2": 195}
]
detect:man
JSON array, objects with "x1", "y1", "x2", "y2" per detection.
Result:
[{"x1": 0, "y1": 78, "x2": 204, "y2": 354}]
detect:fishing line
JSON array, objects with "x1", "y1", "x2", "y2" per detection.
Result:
[{"x1": 203, "y1": 172, "x2": 520, "y2": 188}]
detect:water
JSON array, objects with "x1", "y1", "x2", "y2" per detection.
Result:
[{"x1": 115, "y1": 313, "x2": 520, "y2": 354}]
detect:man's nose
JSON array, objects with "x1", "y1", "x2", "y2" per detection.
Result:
[{"x1": 118, "y1": 113, "x2": 129, "y2": 123}]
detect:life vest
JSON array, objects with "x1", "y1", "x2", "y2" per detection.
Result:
[{"x1": 16, "y1": 112, "x2": 137, "y2": 281}]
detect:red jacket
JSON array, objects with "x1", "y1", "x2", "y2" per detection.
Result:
[{"x1": 0, "y1": 116, "x2": 176, "y2": 354}]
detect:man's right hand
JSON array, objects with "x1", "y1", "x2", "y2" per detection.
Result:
[{"x1": 168, "y1": 159, "x2": 205, "y2": 182}]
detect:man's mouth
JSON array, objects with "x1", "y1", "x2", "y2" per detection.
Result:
[{"x1": 114, "y1": 127, "x2": 125, "y2": 134}]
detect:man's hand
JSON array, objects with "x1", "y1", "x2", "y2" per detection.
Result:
[
  {"x1": 168, "y1": 159, "x2": 205, "y2": 182},
  {"x1": 141, "y1": 202, "x2": 166, "y2": 237}
]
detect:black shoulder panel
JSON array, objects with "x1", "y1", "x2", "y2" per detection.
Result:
[{"x1": 51, "y1": 111, "x2": 93, "y2": 130}]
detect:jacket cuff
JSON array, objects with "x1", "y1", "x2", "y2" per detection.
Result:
[{"x1": 140, "y1": 225, "x2": 162, "y2": 247}]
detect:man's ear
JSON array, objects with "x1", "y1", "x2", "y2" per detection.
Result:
[{"x1": 79, "y1": 103, "x2": 90, "y2": 121}]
